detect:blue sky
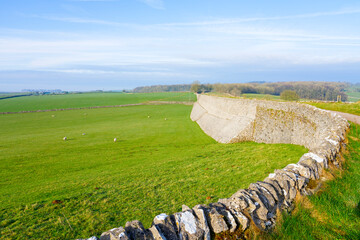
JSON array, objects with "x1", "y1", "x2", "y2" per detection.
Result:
[{"x1": 1, "y1": 0, "x2": 360, "y2": 91}]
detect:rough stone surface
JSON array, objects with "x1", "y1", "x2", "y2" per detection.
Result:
[
  {"x1": 202, "y1": 204, "x2": 229, "y2": 234},
  {"x1": 125, "y1": 220, "x2": 152, "y2": 240},
  {"x1": 100, "y1": 227, "x2": 129, "y2": 240},
  {"x1": 152, "y1": 213, "x2": 178, "y2": 240},
  {"x1": 174, "y1": 210, "x2": 205, "y2": 240},
  {"x1": 192, "y1": 205, "x2": 211, "y2": 240}
]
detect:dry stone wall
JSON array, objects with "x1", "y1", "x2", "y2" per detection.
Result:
[{"x1": 80, "y1": 94, "x2": 349, "y2": 240}]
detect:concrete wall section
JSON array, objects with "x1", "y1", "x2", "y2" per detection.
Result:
[{"x1": 191, "y1": 94, "x2": 348, "y2": 151}]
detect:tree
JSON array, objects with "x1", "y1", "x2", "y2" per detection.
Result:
[
  {"x1": 190, "y1": 81, "x2": 201, "y2": 93},
  {"x1": 280, "y1": 90, "x2": 300, "y2": 101}
]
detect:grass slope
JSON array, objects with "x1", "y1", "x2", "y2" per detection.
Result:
[
  {"x1": 0, "y1": 92, "x2": 196, "y2": 112},
  {"x1": 0, "y1": 104, "x2": 307, "y2": 239},
  {"x1": 264, "y1": 123, "x2": 360, "y2": 240},
  {"x1": 306, "y1": 102, "x2": 360, "y2": 116}
]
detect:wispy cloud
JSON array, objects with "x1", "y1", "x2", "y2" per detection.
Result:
[
  {"x1": 160, "y1": 8, "x2": 360, "y2": 26},
  {"x1": 138, "y1": 0, "x2": 164, "y2": 10}
]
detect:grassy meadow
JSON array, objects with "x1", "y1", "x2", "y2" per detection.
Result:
[
  {"x1": 307, "y1": 101, "x2": 360, "y2": 116},
  {"x1": 0, "y1": 93, "x2": 308, "y2": 239},
  {"x1": 0, "y1": 92, "x2": 196, "y2": 113}
]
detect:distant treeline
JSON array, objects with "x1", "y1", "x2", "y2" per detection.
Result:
[
  {"x1": 209, "y1": 82, "x2": 348, "y2": 101},
  {"x1": 133, "y1": 84, "x2": 191, "y2": 93},
  {"x1": 133, "y1": 82, "x2": 349, "y2": 101}
]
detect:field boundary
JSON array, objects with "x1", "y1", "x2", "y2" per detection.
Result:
[
  {"x1": 80, "y1": 95, "x2": 349, "y2": 240},
  {"x1": 0, "y1": 101, "x2": 193, "y2": 115}
]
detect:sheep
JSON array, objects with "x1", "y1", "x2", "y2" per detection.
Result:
[
  {"x1": 63, "y1": 137, "x2": 67, "y2": 141},
  {"x1": 114, "y1": 138, "x2": 117, "y2": 142}
]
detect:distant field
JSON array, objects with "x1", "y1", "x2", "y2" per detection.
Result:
[
  {"x1": 306, "y1": 102, "x2": 360, "y2": 116},
  {"x1": 0, "y1": 92, "x2": 196, "y2": 112},
  {"x1": 346, "y1": 91, "x2": 360, "y2": 102},
  {"x1": 242, "y1": 93, "x2": 281, "y2": 100},
  {"x1": 0, "y1": 99, "x2": 307, "y2": 239}
]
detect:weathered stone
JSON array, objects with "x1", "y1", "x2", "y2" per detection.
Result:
[
  {"x1": 231, "y1": 189, "x2": 257, "y2": 213},
  {"x1": 249, "y1": 183, "x2": 277, "y2": 211},
  {"x1": 264, "y1": 176, "x2": 292, "y2": 207},
  {"x1": 284, "y1": 163, "x2": 313, "y2": 179},
  {"x1": 202, "y1": 204, "x2": 229, "y2": 234},
  {"x1": 246, "y1": 190, "x2": 270, "y2": 221},
  {"x1": 100, "y1": 227, "x2": 129, "y2": 240},
  {"x1": 76, "y1": 237, "x2": 99, "y2": 240},
  {"x1": 217, "y1": 197, "x2": 250, "y2": 231},
  {"x1": 173, "y1": 210, "x2": 205, "y2": 240},
  {"x1": 209, "y1": 202, "x2": 238, "y2": 232},
  {"x1": 302, "y1": 152, "x2": 328, "y2": 169},
  {"x1": 125, "y1": 220, "x2": 153, "y2": 240},
  {"x1": 192, "y1": 205, "x2": 211, "y2": 240},
  {"x1": 298, "y1": 157, "x2": 321, "y2": 179},
  {"x1": 152, "y1": 213, "x2": 178, "y2": 240},
  {"x1": 148, "y1": 225, "x2": 166, "y2": 240},
  {"x1": 181, "y1": 205, "x2": 191, "y2": 212}
]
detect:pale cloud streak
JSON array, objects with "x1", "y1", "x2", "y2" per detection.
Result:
[{"x1": 138, "y1": 0, "x2": 164, "y2": 10}]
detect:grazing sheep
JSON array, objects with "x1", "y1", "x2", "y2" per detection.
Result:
[
  {"x1": 114, "y1": 138, "x2": 117, "y2": 142},
  {"x1": 63, "y1": 137, "x2": 67, "y2": 141},
  {"x1": 82, "y1": 133, "x2": 86, "y2": 135}
]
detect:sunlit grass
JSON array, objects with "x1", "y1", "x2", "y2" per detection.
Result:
[
  {"x1": 0, "y1": 103, "x2": 307, "y2": 239},
  {"x1": 0, "y1": 92, "x2": 196, "y2": 112}
]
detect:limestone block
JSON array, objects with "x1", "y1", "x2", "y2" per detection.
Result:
[
  {"x1": 209, "y1": 202, "x2": 237, "y2": 232},
  {"x1": 249, "y1": 183, "x2": 277, "y2": 212},
  {"x1": 192, "y1": 205, "x2": 211, "y2": 240},
  {"x1": 125, "y1": 220, "x2": 153, "y2": 240},
  {"x1": 202, "y1": 204, "x2": 229, "y2": 234},
  {"x1": 173, "y1": 210, "x2": 205, "y2": 240},
  {"x1": 100, "y1": 227, "x2": 129, "y2": 240},
  {"x1": 231, "y1": 190, "x2": 257, "y2": 213},
  {"x1": 152, "y1": 213, "x2": 178, "y2": 240},
  {"x1": 148, "y1": 225, "x2": 166, "y2": 240},
  {"x1": 298, "y1": 157, "x2": 321, "y2": 179}
]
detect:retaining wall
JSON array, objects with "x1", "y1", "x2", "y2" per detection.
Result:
[{"x1": 80, "y1": 95, "x2": 349, "y2": 240}]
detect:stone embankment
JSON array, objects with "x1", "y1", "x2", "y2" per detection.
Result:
[{"x1": 80, "y1": 94, "x2": 349, "y2": 240}]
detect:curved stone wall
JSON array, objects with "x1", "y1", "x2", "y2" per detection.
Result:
[{"x1": 80, "y1": 95, "x2": 349, "y2": 240}]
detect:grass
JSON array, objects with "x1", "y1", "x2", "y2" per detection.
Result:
[
  {"x1": 0, "y1": 92, "x2": 196, "y2": 112},
  {"x1": 344, "y1": 86, "x2": 360, "y2": 102},
  {"x1": 0, "y1": 101, "x2": 307, "y2": 239},
  {"x1": 262, "y1": 123, "x2": 360, "y2": 240},
  {"x1": 306, "y1": 101, "x2": 360, "y2": 116},
  {"x1": 242, "y1": 93, "x2": 281, "y2": 100}
]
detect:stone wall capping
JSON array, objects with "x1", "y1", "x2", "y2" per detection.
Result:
[{"x1": 81, "y1": 95, "x2": 349, "y2": 239}]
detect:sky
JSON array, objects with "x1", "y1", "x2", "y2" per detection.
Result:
[{"x1": 0, "y1": 0, "x2": 360, "y2": 91}]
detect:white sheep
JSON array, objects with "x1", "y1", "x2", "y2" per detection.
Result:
[
  {"x1": 63, "y1": 137, "x2": 67, "y2": 141},
  {"x1": 114, "y1": 138, "x2": 117, "y2": 142}
]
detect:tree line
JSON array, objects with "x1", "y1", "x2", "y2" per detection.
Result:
[{"x1": 133, "y1": 81, "x2": 349, "y2": 101}]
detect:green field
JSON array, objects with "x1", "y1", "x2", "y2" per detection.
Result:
[
  {"x1": 306, "y1": 102, "x2": 360, "y2": 116},
  {"x1": 0, "y1": 92, "x2": 196, "y2": 113},
  {"x1": 0, "y1": 93, "x2": 307, "y2": 239},
  {"x1": 242, "y1": 93, "x2": 281, "y2": 100}
]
